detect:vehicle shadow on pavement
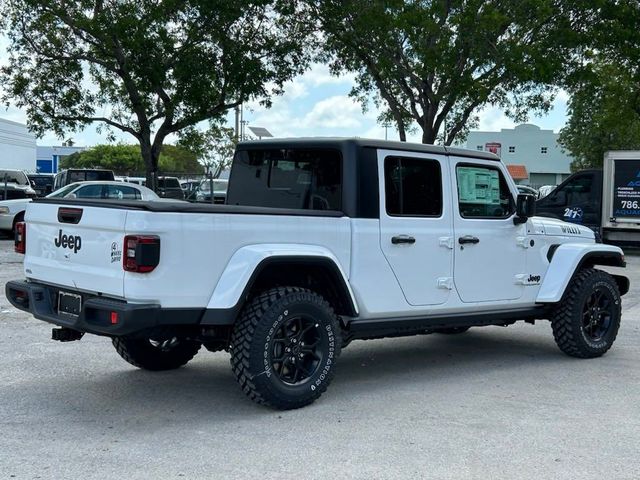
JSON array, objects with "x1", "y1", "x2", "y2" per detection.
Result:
[
  {"x1": 334, "y1": 327, "x2": 563, "y2": 384},
  {"x1": 2, "y1": 326, "x2": 571, "y2": 422}
]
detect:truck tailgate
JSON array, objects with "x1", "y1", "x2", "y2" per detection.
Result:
[{"x1": 24, "y1": 203, "x2": 127, "y2": 298}]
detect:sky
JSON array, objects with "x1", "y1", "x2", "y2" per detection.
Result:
[{"x1": 0, "y1": 30, "x2": 570, "y2": 148}]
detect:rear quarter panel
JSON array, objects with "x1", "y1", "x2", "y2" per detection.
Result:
[{"x1": 123, "y1": 211, "x2": 351, "y2": 308}]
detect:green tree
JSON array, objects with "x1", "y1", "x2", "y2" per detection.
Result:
[
  {"x1": 62, "y1": 145, "x2": 144, "y2": 173},
  {"x1": 313, "y1": 0, "x2": 594, "y2": 144},
  {"x1": 159, "y1": 145, "x2": 204, "y2": 174},
  {"x1": 559, "y1": 1, "x2": 640, "y2": 169},
  {"x1": 559, "y1": 61, "x2": 640, "y2": 170},
  {"x1": 1, "y1": 0, "x2": 311, "y2": 187},
  {"x1": 61, "y1": 144, "x2": 202, "y2": 175},
  {"x1": 178, "y1": 124, "x2": 237, "y2": 178}
]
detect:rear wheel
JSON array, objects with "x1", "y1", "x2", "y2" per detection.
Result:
[
  {"x1": 112, "y1": 335, "x2": 201, "y2": 371},
  {"x1": 230, "y1": 287, "x2": 341, "y2": 409},
  {"x1": 551, "y1": 268, "x2": 621, "y2": 358}
]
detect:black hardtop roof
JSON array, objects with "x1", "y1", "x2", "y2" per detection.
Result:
[{"x1": 236, "y1": 137, "x2": 499, "y2": 161}]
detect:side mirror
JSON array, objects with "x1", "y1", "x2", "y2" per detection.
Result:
[{"x1": 514, "y1": 193, "x2": 536, "y2": 225}]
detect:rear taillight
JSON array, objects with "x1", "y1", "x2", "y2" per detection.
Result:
[
  {"x1": 14, "y1": 222, "x2": 26, "y2": 254},
  {"x1": 123, "y1": 235, "x2": 160, "y2": 273}
]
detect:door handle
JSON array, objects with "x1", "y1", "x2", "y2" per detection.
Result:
[
  {"x1": 392, "y1": 235, "x2": 416, "y2": 245},
  {"x1": 458, "y1": 235, "x2": 480, "y2": 245}
]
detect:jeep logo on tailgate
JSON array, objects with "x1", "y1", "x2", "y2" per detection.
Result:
[{"x1": 54, "y1": 229, "x2": 82, "y2": 253}]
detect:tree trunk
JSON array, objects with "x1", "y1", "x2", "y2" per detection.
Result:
[
  {"x1": 421, "y1": 125, "x2": 438, "y2": 145},
  {"x1": 139, "y1": 138, "x2": 157, "y2": 191},
  {"x1": 394, "y1": 116, "x2": 406, "y2": 142}
]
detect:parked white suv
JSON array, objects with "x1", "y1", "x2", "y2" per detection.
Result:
[{"x1": 7, "y1": 138, "x2": 628, "y2": 409}]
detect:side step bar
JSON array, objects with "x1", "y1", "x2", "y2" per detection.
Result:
[{"x1": 345, "y1": 307, "x2": 550, "y2": 342}]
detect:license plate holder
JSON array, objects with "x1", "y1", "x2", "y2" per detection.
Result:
[{"x1": 58, "y1": 291, "x2": 82, "y2": 317}]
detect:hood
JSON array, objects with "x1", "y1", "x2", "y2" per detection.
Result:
[
  {"x1": 529, "y1": 216, "x2": 595, "y2": 240},
  {"x1": 0, "y1": 198, "x2": 33, "y2": 207}
]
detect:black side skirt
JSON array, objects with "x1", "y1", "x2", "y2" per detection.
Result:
[{"x1": 345, "y1": 307, "x2": 550, "y2": 341}]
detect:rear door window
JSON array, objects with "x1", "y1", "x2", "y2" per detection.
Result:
[{"x1": 384, "y1": 156, "x2": 442, "y2": 216}]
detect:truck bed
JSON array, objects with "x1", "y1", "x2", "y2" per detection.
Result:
[{"x1": 23, "y1": 199, "x2": 351, "y2": 310}]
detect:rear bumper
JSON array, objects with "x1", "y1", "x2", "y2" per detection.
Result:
[{"x1": 5, "y1": 280, "x2": 206, "y2": 337}]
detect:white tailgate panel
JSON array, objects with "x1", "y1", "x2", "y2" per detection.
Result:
[{"x1": 24, "y1": 203, "x2": 127, "y2": 297}]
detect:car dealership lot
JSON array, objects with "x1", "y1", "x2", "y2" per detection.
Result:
[{"x1": 0, "y1": 238, "x2": 639, "y2": 480}]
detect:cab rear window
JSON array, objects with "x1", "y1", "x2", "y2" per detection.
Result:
[{"x1": 228, "y1": 149, "x2": 342, "y2": 211}]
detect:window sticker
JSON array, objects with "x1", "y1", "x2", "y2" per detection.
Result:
[{"x1": 457, "y1": 167, "x2": 500, "y2": 205}]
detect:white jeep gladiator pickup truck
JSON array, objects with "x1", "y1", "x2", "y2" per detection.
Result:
[{"x1": 7, "y1": 138, "x2": 629, "y2": 409}]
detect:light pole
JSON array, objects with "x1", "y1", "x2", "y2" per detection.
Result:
[
  {"x1": 382, "y1": 122, "x2": 391, "y2": 141},
  {"x1": 240, "y1": 120, "x2": 249, "y2": 141}
]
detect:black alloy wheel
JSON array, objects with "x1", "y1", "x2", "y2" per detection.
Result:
[
  {"x1": 581, "y1": 287, "x2": 614, "y2": 342},
  {"x1": 271, "y1": 315, "x2": 323, "y2": 385}
]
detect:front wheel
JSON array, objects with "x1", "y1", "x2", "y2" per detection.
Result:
[
  {"x1": 551, "y1": 268, "x2": 621, "y2": 358},
  {"x1": 112, "y1": 335, "x2": 201, "y2": 371},
  {"x1": 230, "y1": 287, "x2": 342, "y2": 409}
]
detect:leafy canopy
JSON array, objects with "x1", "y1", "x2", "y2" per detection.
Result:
[
  {"x1": 559, "y1": 61, "x2": 640, "y2": 170},
  {"x1": 559, "y1": 1, "x2": 640, "y2": 169},
  {"x1": 314, "y1": 0, "x2": 594, "y2": 144},
  {"x1": 61, "y1": 143, "x2": 203, "y2": 175},
  {"x1": 178, "y1": 124, "x2": 237, "y2": 178},
  {"x1": 0, "y1": 0, "x2": 311, "y2": 183}
]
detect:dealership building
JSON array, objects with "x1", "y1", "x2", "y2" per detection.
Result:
[
  {"x1": 0, "y1": 117, "x2": 84, "y2": 173},
  {"x1": 0, "y1": 118, "x2": 37, "y2": 171},
  {"x1": 36, "y1": 145, "x2": 85, "y2": 173},
  {"x1": 465, "y1": 123, "x2": 572, "y2": 187}
]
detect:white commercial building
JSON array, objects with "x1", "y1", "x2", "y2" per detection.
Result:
[
  {"x1": 0, "y1": 118, "x2": 37, "y2": 171},
  {"x1": 465, "y1": 123, "x2": 572, "y2": 187}
]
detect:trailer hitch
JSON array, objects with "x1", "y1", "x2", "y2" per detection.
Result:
[{"x1": 51, "y1": 327, "x2": 84, "y2": 342}]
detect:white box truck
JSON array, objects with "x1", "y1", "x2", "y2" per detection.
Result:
[{"x1": 537, "y1": 150, "x2": 640, "y2": 245}]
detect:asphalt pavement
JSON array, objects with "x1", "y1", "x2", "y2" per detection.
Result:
[{"x1": 0, "y1": 238, "x2": 639, "y2": 479}]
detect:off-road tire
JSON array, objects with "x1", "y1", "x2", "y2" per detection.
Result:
[
  {"x1": 551, "y1": 268, "x2": 621, "y2": 358},
  {"x1": 230, "y1": 287, "x2": 342, "y2": 410},
  {"x1": 112, "y1": 336, "x2": 201, "y2": 371},
  {"x1": 434, "y1": 326, "x2": 471, "y2": 335}
]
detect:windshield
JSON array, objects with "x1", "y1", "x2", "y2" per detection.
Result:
[
  {"x1": 0, "y1": 170, "x2": 29, "y2": 185},
  {"x1": 47, "y1": 184, "x2": 80, "y2": 198}
]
